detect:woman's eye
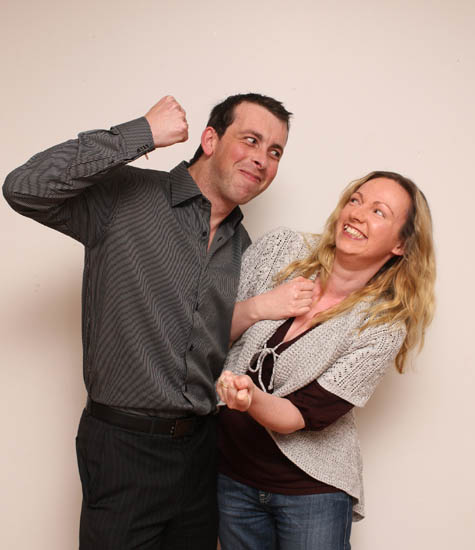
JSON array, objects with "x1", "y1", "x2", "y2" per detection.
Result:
[
  {"x1": 349, "y1": 197, "x2": 359, "y2": 204},
  {"x1": 374, "y1": 209, "x2": 384, "y2": 217}
]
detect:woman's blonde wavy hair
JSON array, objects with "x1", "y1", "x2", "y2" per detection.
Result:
[{"x1": 276, "y1": 171, "x2": 436, "y2": 373}]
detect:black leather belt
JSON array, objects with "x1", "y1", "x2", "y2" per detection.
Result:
[{"x1": 87, "y1": 400, "x2": 205, "y2": 438}]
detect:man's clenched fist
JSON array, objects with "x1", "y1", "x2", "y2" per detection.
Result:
[{"x1": 145, "y1": 96, "x2": 189, "y2": 148}]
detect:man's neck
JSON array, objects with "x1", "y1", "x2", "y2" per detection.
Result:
[{"x1": 188, "y1": 161, "x2": 236, "y2": 250}]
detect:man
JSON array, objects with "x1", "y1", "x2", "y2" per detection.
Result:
[{"x1": 3, "y1": 93, "x2": 291, "y2": 549}]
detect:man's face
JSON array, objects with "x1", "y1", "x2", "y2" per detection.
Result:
[{"x1": 207, "y1": 102, "x2": 288, "y2": 208}]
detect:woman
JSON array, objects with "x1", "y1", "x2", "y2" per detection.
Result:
[{"x1": 216, "y1": 171, "x2": 435, "y2": 550}]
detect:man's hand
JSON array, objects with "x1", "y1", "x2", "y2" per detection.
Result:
[
  {"x1": 254, "y1": 276, "x2": 315, "y2": 320},
  {"x1": 229, "y1": 277, "x2": 316, "y2": 343},
  {"x1": 145, "y1": 96, "x2": 189, "y2": 148}
]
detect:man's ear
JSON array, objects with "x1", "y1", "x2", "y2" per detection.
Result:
[{"x1": 201, "y1": 126, "x2": 218, "y2": 157}]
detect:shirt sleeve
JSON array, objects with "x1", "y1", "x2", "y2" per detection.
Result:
[
  {"x1": 285, "y1": 381, "x2": 354, "y2": 431},
  {"x1": 3, "y1": 117, "x2": 154, "y2": 246},
  {"x1": 317, "y1": 322, "x2": 406, "y2": 407}
]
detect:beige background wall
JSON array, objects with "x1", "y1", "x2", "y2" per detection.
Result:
[{"x1": 1, "y1": 1, "x2": 474, "y2": 548}]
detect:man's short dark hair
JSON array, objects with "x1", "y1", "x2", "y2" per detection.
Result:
[{"x1": 189, "y1": 93, "x2": 292, "y2": 165}]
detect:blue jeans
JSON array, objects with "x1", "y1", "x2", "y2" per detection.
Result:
[{"x1": 218, "y1": 474, "x2": 352, "y2": 550}]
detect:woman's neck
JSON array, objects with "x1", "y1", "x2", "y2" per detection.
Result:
[
  {"x1": 324, "y1": 253, "x2": 383, "y2": 300},
  {"x1": 284, "y1": 256, "x2": 382, "y2": 343}
]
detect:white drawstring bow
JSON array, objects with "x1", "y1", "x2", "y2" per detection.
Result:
[{"x1": 248, "y1": 342, "x2": 284, "y2": 392}]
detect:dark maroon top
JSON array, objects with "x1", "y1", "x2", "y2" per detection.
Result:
[{"x1": 218, "y1": 317, "x2": 354, "y2": 494}]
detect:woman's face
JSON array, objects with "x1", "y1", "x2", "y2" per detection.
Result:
[{"x1": 335, "y1": 177, "x2": 412, "y2": 269}]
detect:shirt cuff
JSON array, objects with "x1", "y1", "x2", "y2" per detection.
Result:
[{"x1": 114, "y1": 117, "x2": 155, "y2": 159}]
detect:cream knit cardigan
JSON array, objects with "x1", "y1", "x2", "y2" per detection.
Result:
[{"x1": 224, "y1": 227, "x2": 406, "y2": 520}]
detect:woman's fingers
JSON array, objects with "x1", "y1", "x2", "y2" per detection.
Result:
[
  {"x1": 216, "y1": 373, "x2": 252, "y2": 411},
  {"x1": 236, "y1": 389, "x2": 252, "y2": 410}
]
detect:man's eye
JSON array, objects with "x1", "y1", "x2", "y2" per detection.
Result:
[
  {"x1": 270, "y1": 150, "x2": 281, "y2": 159},
  {"x1": 246, "y1": 137, "x2": 257, "y2": 144},
  {"x1": 374, "y1": 208, "x2": 384, "y2": 217}
]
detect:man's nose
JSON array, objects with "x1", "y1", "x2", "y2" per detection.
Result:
[{"x1": 251, "y1": 148, "x2": 267, "y2": 170}]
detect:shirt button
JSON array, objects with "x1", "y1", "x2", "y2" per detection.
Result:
[
  {"x1": 189, "y1": 344, "x2": 194, "y2": 351},
  {"x1": 202, "y1": 230, "x2": 207, "y2": 237}
]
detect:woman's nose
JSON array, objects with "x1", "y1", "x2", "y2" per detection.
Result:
[{"x1": 350, "y1": 205, "x2": 366, "y2": 222}]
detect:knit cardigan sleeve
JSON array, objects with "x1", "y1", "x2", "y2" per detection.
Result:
[
  {"x1": 317, "y1": 322, "x2": 406, "y2": 407},
  {"x1": 236, "y1": 226, "x2": 313, "y2": 302},
  {"x1": 226, "y1": 227, "x2": 310, "y2": 370}
]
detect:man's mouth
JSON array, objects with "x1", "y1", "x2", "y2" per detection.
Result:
[
  {"x1": 343, "y1": 224, "x2": 366, "y2": 240},
  {"x1": 239, "y1": 169, "x2": 261, "y2": 184}
]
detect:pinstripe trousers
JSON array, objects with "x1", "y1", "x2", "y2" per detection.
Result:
[{"x1": 75, "y1": 409, "x2": 218, "y2": 549}]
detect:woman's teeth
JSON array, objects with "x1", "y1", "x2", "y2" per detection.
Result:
[{"x1": 344, "y1": 224, "x2": 365, "y2": 239}]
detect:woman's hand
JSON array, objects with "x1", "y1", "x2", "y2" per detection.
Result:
[
  {"x1": 216, "y1": 370, "x2": 306, "y2": 433},
  {"x1": 217, "y1": 370, "x2": 254, "y2": 412}
]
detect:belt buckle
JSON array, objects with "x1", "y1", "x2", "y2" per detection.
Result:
[{"x1": 173, "y1": 417, "x2": 194, "y2": 438}]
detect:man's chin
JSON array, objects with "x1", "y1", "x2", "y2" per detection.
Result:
[
  {"x1": 235, "y1": 191, "x2": 262, "y2": 206},
  {"x1": 235, "y1": 184, "x2": 269, "y2": 205}
]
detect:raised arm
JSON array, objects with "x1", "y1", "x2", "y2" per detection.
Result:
[
  {"x1": 3, "y1": 96, "x2": 188, "y2": 244},
  {"x1": 145, "y1": 95, "x2": 188, "y2": 148}
]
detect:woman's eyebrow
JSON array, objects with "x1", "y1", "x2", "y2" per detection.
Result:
[{"x1": 374, "y1": 200, "x2": 394, "y2": 215}]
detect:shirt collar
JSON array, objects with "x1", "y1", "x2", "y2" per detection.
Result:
[
  {"x1": 169, "y1": 161, "x2": 203, "y2": 206},
  {"x1": 169, "y1": 161, "x2": 244, "y2": 230}
]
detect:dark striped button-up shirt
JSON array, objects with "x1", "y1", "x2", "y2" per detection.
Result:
[{"x1": 3, "y1": 117, "x2": 251, "y2": 417}]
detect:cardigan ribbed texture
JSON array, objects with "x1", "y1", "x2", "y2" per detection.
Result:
[{"x1": 225, "y1": 227, "x2": 406, "y2": 520}]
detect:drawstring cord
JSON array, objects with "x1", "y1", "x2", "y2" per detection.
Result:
[{"x1": 248, "y1": 342, "x2": 284, "y2": 392}]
